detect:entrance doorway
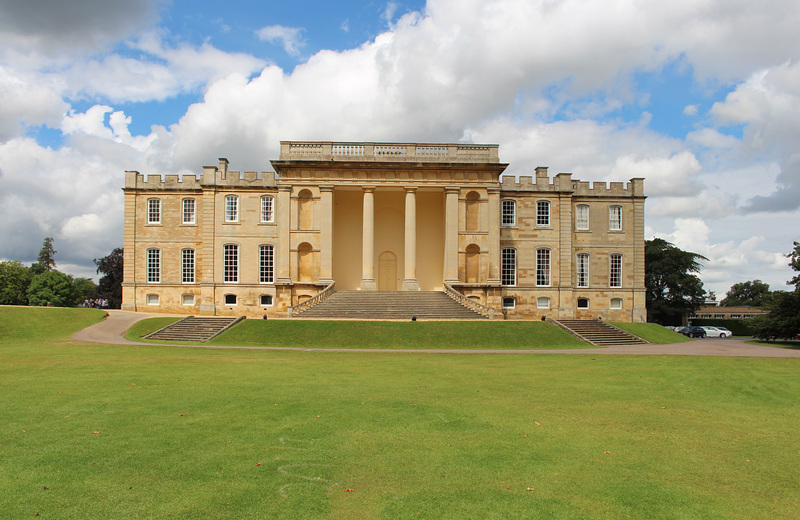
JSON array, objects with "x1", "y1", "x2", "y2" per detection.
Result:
[{"x1": 378, "y1": 251, "x2": 397, "y2": 290}]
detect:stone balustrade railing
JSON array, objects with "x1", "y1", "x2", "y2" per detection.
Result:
[
  {"x1": 443, "y1": 283, "x2": 495, "y2": 319},
  {"x1": 280, "y1": 141, "x2": 500, "y2": 163},
  {"x1": 288, "y1": 281, "x2": 336, "y2": 317}
]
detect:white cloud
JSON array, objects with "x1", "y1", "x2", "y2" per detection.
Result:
[
  {"x1": 683, "y1": 104, "x2": 698, "y2": 116},
  {"x1": 256, "y1": 25, "x2": 306, "y2": 56}
]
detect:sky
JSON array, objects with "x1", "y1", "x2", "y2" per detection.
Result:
[{"x1": 1, "y1": 0, "x2": 799, "y2": 297}]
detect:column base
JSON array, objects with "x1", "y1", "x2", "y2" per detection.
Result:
[
  {"x1": 120, "y1": 302, "x2": 136, "y2": 312},
  {"x1": 360, "y1": 279, "x2": 377, "y2": 290},
  {"x1": 444, "y1": 278, "x2": 460, "y2": 286},
  {"x1": 402, "y1": 279, "x2": 420, "y2": 291}
]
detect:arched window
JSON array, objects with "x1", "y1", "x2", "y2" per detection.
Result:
[
  {"x1": 536, "y1": 248, "x2": 551, "y2": 286},
  {"x1": 577, "y1": 297, "x2": 590, "y2": 309},
  {"x1": 575, "y1": 204, "x2": 589, "y2": 230},
  {"x1": 261, "y1": 195, "x2": 274, "y2": 223},
  {"x1": 609, "y1": 205, "x2": 622, "y2": 231},
  {"x1": 537, "y1": 200, "x2": 550, "y2": 227},
  {"x1": 147, "y1": 198, "x2": 161, "y2": 224},
  {"x1": 501, "y1": 248, "x2": 516, "y2": 286},
  {"x1": 610, "y1": 298, "x2": 623, "y2": 310},
  {"x1": 225, "y1": 195, "x2": 239, "y2": 222},
  {"x1": 224, "y1": 244, "x2": 238, "y2": 283},
  {"x1": 502, "y1": 297, "x2": 516, "y2": 309},
  {"x1": 146, "y1": 248, "x2": 160, "y2": 283},
  {"x1": 576, "y1": 253, "x2": 589, "y2": 288},
  {"x1": 259, "y1": 245, "x2": 274, "y2": 283},
  {"x1": 610, "y1": 253, "x2": 622, "y2": 288},
  {"x1": 466, "y1": 192, "x2": 480, "y2": 231},
  {"x1": 182, "y1": 198, "x2": 196, "y2": 224},
  {"x1": 501, "y1": 199, "x2": 516, "y2": 226},
  {"x1": 298, "y1": 190, "x2": 313, "y2": 230}
]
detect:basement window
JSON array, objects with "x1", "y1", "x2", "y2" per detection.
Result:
[
  {"x1": 577, "y1": 298, "x2": 589, "y2": 309},
  {"x1": 260, "y1": 295, "x2": 273, "y2": 306},
  {"x1": 502, "y1": 297, "x2": 516, "y2": 309},
  {"x1": 182, "y1": 294, "x2": 194, "y2": 306},
  {"x1": 224, "y1": 294, "x2": 237, "y2": 306},
  {"x1": 146, "y1": 294, "x2": 159, "y2": 305},
  {"x1": 610, "y1": 298, "x2": 622, "y2": 310}
]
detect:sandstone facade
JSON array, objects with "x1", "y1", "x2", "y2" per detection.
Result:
[{"x1": 122, "y1": 141, "x2": 646, "y2": 321}]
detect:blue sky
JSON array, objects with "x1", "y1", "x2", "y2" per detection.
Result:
[{"x1": 1, "y1": 0, "x2": 799, "y2": 297}]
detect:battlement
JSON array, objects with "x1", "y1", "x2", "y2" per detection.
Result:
[
  {"x1": 501, "y1": 167, "x2": 644, "y2": 197},
  {"x1": 278, "y1": 141, "x2": 500, "y2": 163},
  {"x1": 124, "y1": 158, "x2": 278, "y2": 190}
]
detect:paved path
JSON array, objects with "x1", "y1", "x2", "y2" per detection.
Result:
[{"x1": 72, "y1": 310, "x2": 800, "y2": 358}]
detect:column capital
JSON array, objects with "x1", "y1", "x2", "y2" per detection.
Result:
[
  {"x1": 319, "y1": 184, "x2": 335, "y2": 192},
  {"x1": 362, "y1": 186, "x2": 376, "y2": 193},
  {"x1": 445, "y1": 186, "x2": 460, "y2": 194},
  {"x1": 403, "y1": 186, "x2": 418, "y2": 193},
  {"x1": 487, "y1": 186, "x2": 501, "y2": 194}
]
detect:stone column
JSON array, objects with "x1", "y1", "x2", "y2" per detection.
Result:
[
  {"x1": 276, "y1": 186, "x2": 292, "y2": 284},
  {"x1": 444, "y1": 187, "x2": 460, "y2": 284},
  {"x1": 402, "y1": 187, "x2": 419, "y2": 290},
  {"x1": 360, "y1": 187, "x2": 377, "y2": 290},
  {"x1": 319, "y1": 185, "x2": 334, "y2": 284},
  {"x1": 487, "y1": 187, "x2": 501, "y2": 285}
]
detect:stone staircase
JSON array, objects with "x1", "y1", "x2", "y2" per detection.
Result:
[
  {"x1": 552, "y1": 319, "x2": 649, "y2": 346},
  {"x1": 144, "y1": 316, "x2": 244, "y2": 342},
  {"x1": 294, "y1": 291, "x2": 489, "y2": 320}
]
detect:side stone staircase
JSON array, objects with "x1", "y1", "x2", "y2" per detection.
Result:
[
  {"x1": 294, "y1": 291, "x2": 488, "y2": 320},
  {"x1": 552, "y1": 319, "x2": 649, "y2": 346},
  {"x1": 144, "y1": 316, "x2": 244, "y2": 342}
]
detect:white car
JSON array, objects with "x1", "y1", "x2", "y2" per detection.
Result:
[{"x1": 700, "y1": 326, "x2": 731, "y2": 338}]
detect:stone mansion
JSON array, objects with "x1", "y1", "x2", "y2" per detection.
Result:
[{"x1": 122, "y1": 141, "x2": 646, "y2": 321}]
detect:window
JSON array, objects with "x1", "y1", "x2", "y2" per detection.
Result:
[
  {"x1": 609, "y1": 205, "x2": 622, "y2": 231},
  {"x1": 536, "y1": 200, "x2": 550, "y2": 227},
  {"x1": 501, "y1": 200, "x2": 516, "y2": 226},
  {"x1": 731, "y1": 314, "x2": 741, "y2": 319},
  {"x1": 182, "y1": 294, "x2": 194, "y2": 306},
  {"x1": 537, "y1": 297, "x2": 550, "y2": 309},
  {"x1": 225, "y1": 195, "x2": 239, "y2": 222},
  {"x1": 501, "y1": 248, "x2": 516, "y2": 286},
  {"x1": 260, "y1": 295, "x2": 273, "y2": 306},
  {"x1": 224, "y1": 244, "x2": 238, "y2": 283},
  {"x1": 147, "y1": 248, "x2": 160, "y2": 283},
  {"x1": 147, "y1": 198, "x2": 161, "y2": 224},
  {"x1": 182, "y1": 198, "x2": 196, "y2": 224},
  {"x1": 259, "y1": 244, "x2": 274, "y2": 283},
  {"x1": 610, "y1": 253, "x2": 622, "y2": 288},
  {"x1": 536, "y1": 248, "x2": 550, "y2": 286},
  {"x1": 502, "y1": 297, "x2": 516, "y2": 309},
  {"x1": 261, "y1": 195, "x2": 274, "y2": 223},
  {"x1": 147, "y1": 294, "x2": 159, "y2": 305},
  {"x1": 577, "y1": 298, "x2": 589, "y2": 309},
  {"x1": 575, "y1": 204, "x2": 589, "y2": 230},
  {"x1": 182, "y1": 249, "x2": 195, "y2": 283},
  {"x1": 224, "y1": 294, "x2": 237, "y2": 305},
  {"x1": 610, "y1": 297, "x2": 623, "y2": 310},
  {"x1": 576, "y1": 253, "x2": 589, "y2": 288}
]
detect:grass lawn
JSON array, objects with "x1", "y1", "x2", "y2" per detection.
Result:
[
  {"x1": 2, "y1": 307, "x2": 799, "y2": 519},
  {"x1": 127, "y1": 318, "x2": 677, "y2": 349}
]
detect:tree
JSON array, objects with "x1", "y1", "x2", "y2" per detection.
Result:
[
  {"x1": 73, "y1": 277, "x2": 98, "y2": 303},
  {"x1": 94, "y1": 247, "x2": 123, "y2": 309},
  {"x1": 27, "y1": 270, "x2": 77, "y2": 307},
  {"x1": 645, "y1": 238, "x2": 707, "y2": 325},
  {"x1": 720, "y1": 280, "x2": 772, "y2": 307},
  {"x1": 751, "y1": 242, "x2": 800, "y2": 341},
  {"x1": 31, "y1": 237, "x2": 57, "y2": 275},
  {"x1": 0, "y1": 260, "x2": 33, "y2": 305}
]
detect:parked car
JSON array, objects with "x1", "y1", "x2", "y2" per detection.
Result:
[
  {"x1": 678, "y1": 326, "x2": 707, "y2": 338},
  {"x1": 700, "y1": 326, "x2": 732, "y2": 338}
]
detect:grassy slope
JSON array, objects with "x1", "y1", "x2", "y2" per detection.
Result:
[
  {"x1": 610, "y1": 322, "x2": 692, "y2": 344},
  {"x1": 2, "y1": 308, "x2": 799, "y2": 519},
  {"x1": 128, "y1": 319, "x2": 592, "y2": 350}
]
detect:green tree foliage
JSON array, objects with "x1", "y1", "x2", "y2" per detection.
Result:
[
  {"x1": 72, "y1": 277, "x2": 97, "y2": 302},
  {"x1": 26, "y1": 270, "x2": 77, "y2": 307},
  {"x1": 751, "y1": 241, "x2": 800, "y2": 341},
  {"x1": 30, "y1": 237, "x2": 57, "y2": 275},
  {"x1": 94, "y1": 247, "x2": 123, "y2": 309},
  {"x1": 720, "y1": 279, "x2": 772, "y2": 307},
  {"x1": 0, "y1": 260, "x2": 34, "y2": 305},
  {"x1": 645, "y1": 238, "x2": 707, "y2": 325}
]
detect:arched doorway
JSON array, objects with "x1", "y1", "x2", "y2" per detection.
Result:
[{"x1": 378, "y1": 251, "x2": 397, "y2": 290}]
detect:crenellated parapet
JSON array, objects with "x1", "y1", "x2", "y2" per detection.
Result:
[
  {"x1": 124, "y1": 158, "x2": 278, "y2": 191},
  {"x1": 501, "y1": 167, "x2": 644, "y2": 197}
]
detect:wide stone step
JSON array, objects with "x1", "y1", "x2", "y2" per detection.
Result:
[
  {"x1": 145, "y1": 316, "x2": 244, "y2": 342},
  {"x1": 553, "y1": 319, "x2": 648, "y2": 346},
  {"x1": 295, "y1": 290, "x2": 488, "y2": 320}
]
